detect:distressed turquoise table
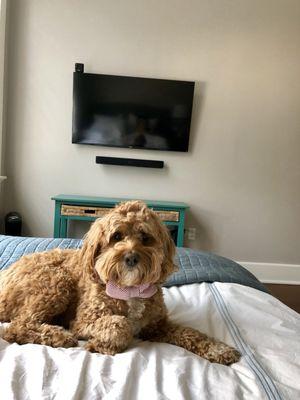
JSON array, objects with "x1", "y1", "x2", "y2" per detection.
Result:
[{"x1": 51, "y1": 195, "x2": 189, "y2": 247}]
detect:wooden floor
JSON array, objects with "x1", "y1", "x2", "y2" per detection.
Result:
[{"x1": 265, "y1": 284, "x2": 300, "y2": 314}]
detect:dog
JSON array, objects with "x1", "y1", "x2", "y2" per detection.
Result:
[{"x1": 0, "y1": 201, "x2": 240, "y2": 365}]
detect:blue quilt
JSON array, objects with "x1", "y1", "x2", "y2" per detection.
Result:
[{"x1": 0, "y1": 235, "x2": 267, "y2": 292}]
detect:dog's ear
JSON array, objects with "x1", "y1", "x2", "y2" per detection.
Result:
[
  {"x1": 143, "y1": 207, "x2": 178, "y2": 283},
  {"x1": 159, "y1": 223, "x2": 178, "y2": 282},
  {"x1": 79, "y1": 219, "x2": 104, "y2": 282}
]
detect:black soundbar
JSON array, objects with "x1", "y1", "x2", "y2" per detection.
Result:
[{"x1": 96, "y1": 156, "x2": 164, "y2": 169}]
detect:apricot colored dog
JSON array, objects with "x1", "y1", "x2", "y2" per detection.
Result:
[{"x1": 0, "y1": 201, "x2": 240, "y2": 365}]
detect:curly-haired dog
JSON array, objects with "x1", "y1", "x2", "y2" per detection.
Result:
[{"x1": 0, "y1": 201, "x2": 240, "y2": 365}]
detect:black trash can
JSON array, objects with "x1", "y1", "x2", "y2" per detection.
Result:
[{"x1": 5, "y1": 212, "x2": 22, "y2": 236}]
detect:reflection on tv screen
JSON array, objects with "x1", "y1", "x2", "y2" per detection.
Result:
[{"x1": 72, "y1": 73, "x2": 195, "y2": 152}]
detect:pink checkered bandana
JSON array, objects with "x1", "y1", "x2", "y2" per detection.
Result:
[{"x1": 106, "y1": 281, "x2": 157, "y2": 300}]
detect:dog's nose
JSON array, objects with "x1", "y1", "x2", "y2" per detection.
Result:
[{"x1": 124, "y1": 252, "x2": 140, "y2": 267}]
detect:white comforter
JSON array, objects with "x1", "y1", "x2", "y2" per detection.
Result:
[{"x1": 0, "y1": 283, "x2": 299, "y2": 400}]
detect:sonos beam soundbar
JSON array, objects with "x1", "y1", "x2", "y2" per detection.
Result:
[{"x1": 96, "y1": 156, "x2": 164, "y2": 169}]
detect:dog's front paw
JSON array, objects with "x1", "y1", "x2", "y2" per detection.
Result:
[
  {"x1": 41, "y1": 326, "x2": 78, "y2": 348},
  {"x1": 85, "y1": 315, "x2": 133, "y2": 355},
  {"x1": 204, "y1": 342, "x2": 241, "y2": 365},
  {"x1": 85, "y1": 338, "x2": 118, "y2": 355},
  {"x1": 2, "y1": 322, "x2": 78, "y2": 348}
]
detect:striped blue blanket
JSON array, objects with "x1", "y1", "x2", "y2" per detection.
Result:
[{"x1": 0, "y1": 235, "x2": 267, "y2": 292}]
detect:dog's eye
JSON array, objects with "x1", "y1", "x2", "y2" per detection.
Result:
[
  {"x1": 112, "y1": 232, "x2": 122, "y2": 242},
  {"x1": 140, "y1": 232, "x2": 151, "y2": 245}
]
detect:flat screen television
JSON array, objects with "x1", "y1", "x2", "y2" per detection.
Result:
[{"x1": 72, "y1": 71, "x2": 195, "y2": 152}]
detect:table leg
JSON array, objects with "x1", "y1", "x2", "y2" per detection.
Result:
[
  {"x1": 60, "y1": 217, "x2": 68, "y2": 238},
  {"x1": 177, "y1": 211, "x2": 185, "y2": 247},
  {"x1": 53, "y1": 201, "x2": 61, "y2": 238}
]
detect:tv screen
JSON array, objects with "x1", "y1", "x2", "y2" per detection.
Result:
[{"x1": 72, "y1": 72, "x2": 195, "y2": 152}]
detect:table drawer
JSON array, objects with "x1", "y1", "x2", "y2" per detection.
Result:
[
  {"x1": 154, "y1": 210, "x2": 179, "y2": 222},
  {"x1": 61, "y1": 205, "x2": 179, "y2": 222},
  {"x1": 61, "y1": 205, "x2": 111, "y2": 218}
]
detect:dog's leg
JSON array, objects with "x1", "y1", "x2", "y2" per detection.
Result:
[
  {"x1": 2, "y1": 317, "x2": 78, "y2": 348},
  {"x1": 139, "y1": 319, "x2": 240, "y2": 365},
  {"x1": 0, "y1": 258, "x2": 79, "y2": 348},
  {"x1": 0, "y1": 296, "x2": 9, "y2": 322},
  {"x1": 71, "y1": 315, "x2": 133, "y2": 355},
  {"x1": 1, "y1": 295, "x2": 78, "y2": 348}
]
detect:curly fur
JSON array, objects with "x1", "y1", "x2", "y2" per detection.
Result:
[{"x1": 0, "y1": 201, "x2": 240, "y2": 365}]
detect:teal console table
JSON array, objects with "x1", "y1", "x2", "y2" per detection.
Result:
[{"x1": 51, "y1": 194, "x2": 189, "y2": 247}]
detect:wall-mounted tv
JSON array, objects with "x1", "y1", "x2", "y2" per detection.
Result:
[{"x1": 72, "y1": 71, "x2": 195, "y2": 152}]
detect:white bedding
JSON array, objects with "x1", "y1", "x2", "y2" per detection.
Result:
[{"x1": 0, "y1": 282, "x2": 299, "y2": 400}]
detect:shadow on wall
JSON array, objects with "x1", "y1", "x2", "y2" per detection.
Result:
[
  {"x1": 68, "y1": 219, "x2": 92, "y2": 239},
  {"x1": 0, "y1": 186, "x2": 4, "y2": 234},
  {"x1": 188, "y1": 81, "x2": 206, "y2": 154},
  {"x1": 185, "y1": 209, "x2": 216, "y2": 251}
]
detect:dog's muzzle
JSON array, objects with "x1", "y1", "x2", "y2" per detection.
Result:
[{"x1": 124, "y1": 252, "x2": 140, "y2": 268}]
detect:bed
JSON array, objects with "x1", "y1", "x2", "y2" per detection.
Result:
[{"x1": 0, "y1": 235, "x2": 299, "y2": 400}]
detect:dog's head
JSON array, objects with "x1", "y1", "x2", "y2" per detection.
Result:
[{"x1": 79, "y1": 201, "x2": 177, "y2": 286}]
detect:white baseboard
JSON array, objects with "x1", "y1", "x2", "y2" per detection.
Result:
[{"x1": 238, "y1": 261, "x2": 300, "y2": 285}]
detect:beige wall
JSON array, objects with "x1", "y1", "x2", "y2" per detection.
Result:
[
  {"x1": 3, "y1": 0, "x2": 300, "y2": 264},
  {"x1": 0, "y1": 0, "x2": 8, "y2": 228},
  {"x1": 0, "y1": 0, "x2": 5, "y2": 171}
]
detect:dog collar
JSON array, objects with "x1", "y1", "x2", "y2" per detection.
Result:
[{"x1": 106, "y1": 281, "x2": 157, "y2": 300}]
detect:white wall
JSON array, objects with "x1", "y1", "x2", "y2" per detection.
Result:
[{"x1": 4, "y1": 0, "x2": 300, "y2": 264}]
